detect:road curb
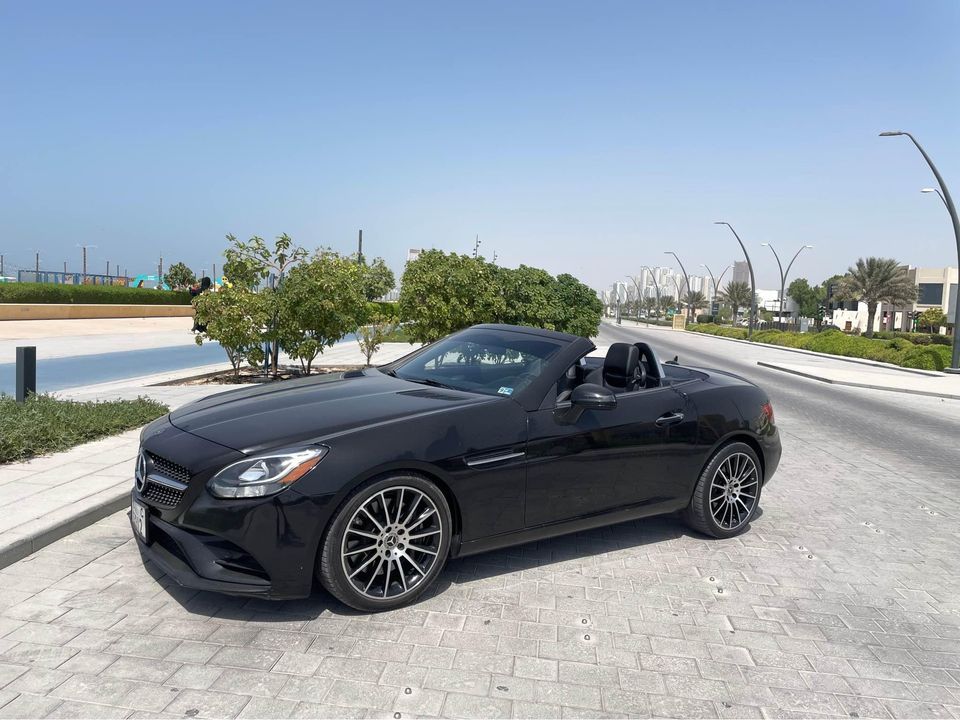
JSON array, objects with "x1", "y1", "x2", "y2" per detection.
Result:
[
  {"x1": 0, "y1": 486, "x2": 129, "y2": 570},
  {"x1": 756, "y1": 361, "x2": 960, "y2": 401}
]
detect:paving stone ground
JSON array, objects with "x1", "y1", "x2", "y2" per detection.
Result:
[{"x1": 0, "y1": 423, "x2": 959, "y2": 719}]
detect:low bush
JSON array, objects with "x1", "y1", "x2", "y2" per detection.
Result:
[
  {"x1": 873, "y1": 330, "x2": 951, "y2": 346},
  {"x1": 0, "y1": 282, "x2": 192, "y2": 305},
  {"x1": 692, "y1": 323, "x2": 951, "y2": 371},
  {"x1": 696, "y1": 314, "x2": 716, "y2": 324},
  {"x1": 0, "y1": 394, "x2": 169, "y2": 464},
  {"x1": 687, "y1": 323, "x2": 749, "y2": 340}
]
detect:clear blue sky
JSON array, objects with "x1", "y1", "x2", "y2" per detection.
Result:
[{"x1": 2, "y1": 1, "x2": 958, "y2": 290}]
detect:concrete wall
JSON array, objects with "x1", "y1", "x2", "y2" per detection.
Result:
[{"x1": 0, "y1": 304, "x2": 194, "y2": 320}]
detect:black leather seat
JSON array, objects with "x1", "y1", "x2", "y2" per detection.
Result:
[{"x1": 587, "y1": 342, "x2": 642, "y2": 392}]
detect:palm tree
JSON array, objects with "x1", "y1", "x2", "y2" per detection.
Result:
[
  {"x1": 836, "y1": 257, "x2": 917, "y2": 338},
  {"x1": 642, "y1": 296, "x2": 657, "y2": 318},
  {"x1": 659, "y1": 294, "x2": 675, "y2": 317},
  {"x1": 720, "y1": 281, "x2": 752, "y2": 325},
  {"x1": 683, "y1": 290, "x2": 708, "y2": 319}
]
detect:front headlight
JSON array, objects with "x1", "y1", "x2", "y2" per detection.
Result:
[{"x1": 208, "y1": 446, "x2": 328, "y2": 499}]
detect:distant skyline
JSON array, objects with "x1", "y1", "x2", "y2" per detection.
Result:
[{"x1": 2, "y1": 1, "x2": 958, "y2": 290}]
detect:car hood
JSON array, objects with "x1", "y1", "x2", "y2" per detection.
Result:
[{"x1": 168, "y1": 370, "x2": 497, "y2": 454}]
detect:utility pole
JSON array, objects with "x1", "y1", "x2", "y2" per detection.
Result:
[
  {"x1": 106, "y1": 261, "x2": 110, "y2": 277},
  {"x1": 473, "y1": 235, "x2": 481, "y2": 258},
  {"x1": 63, "y1": 261, "x2": 67, "y2": 274},
  {"x1": 212, "y1": 263, "x2": 217, "y2": 287},
  {"x1": 35, "y1": 252, "x2": 40, "y2": 276},
  {"x1": 357, "y1": 229, "x2": 363, "y2": 264},
  {"x1": 158, "y1": 256, "x2": 163, "y2": 285},
  {"x1": 1, "y1": 254, "x2": 4, "y2": 276}
]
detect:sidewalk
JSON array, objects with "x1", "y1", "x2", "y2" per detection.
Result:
[{"x1": 0, "y1": 340, "x2": 420, "y2": 569}]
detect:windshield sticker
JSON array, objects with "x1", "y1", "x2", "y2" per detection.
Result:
[{"x1": 498, "y1": 387, "x2": 514, "y2": 396}]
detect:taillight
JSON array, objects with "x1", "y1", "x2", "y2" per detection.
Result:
[{"x1": 761, "y1": 401, "x2": 775, "y2": 425}]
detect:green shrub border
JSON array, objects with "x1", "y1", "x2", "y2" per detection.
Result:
[
  {"x1": 0, "y1": 394, "x2": 169, "y2": 464},
  {"x1": 687, "y1": 324, "x2": 950, "y2": 371},
  {"x1": 0, "y1": 282, "x2": 192, "y2": 305}
]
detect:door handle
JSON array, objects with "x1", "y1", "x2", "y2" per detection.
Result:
[{"x1": 655, "y1": 411, "x2": 684, "y2": 427}]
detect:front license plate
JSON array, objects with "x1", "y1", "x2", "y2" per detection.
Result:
[{"x1": 131, "y1": 499, "x2": 149, "y2": 543}]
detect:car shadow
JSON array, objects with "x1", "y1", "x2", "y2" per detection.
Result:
[{"x1": 146, "y1": 511, "x2": 756, "y2": 622}]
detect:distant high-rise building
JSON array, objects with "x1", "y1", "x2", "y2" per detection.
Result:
[
  {"x1": 732, "y1": 261, "x2": 749, "y2": 285},
  {"x1": 406, "y1": 248, "x2": 423, "y2": 263}
]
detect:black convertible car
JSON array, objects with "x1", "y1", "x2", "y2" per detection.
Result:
[{"x1": 131, "y1": 324, "x2": 780, "y2": 611}]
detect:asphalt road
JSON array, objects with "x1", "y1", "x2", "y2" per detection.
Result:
[{"x1": 598, "y1": 323, "x2": 960, "y2": 497}]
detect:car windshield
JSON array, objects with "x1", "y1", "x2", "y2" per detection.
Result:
[{"x1": 391, "y1": 329, "x2": 564, "y2": 398}]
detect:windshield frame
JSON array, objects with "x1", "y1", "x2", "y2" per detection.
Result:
[{"x1": 378, "y1": 325, "x2": 595, "y2": 412}]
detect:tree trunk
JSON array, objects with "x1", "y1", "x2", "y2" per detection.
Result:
[{"x1": 865, "y1": 302, "x2": 878, "y2": 338}]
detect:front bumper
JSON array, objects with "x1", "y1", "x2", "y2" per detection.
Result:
[{"x1": 131, "y1": 489, "x2": 333, "y2": 600}]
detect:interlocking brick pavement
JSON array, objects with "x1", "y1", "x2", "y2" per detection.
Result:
[{"x1": 0, "y1": 425, "x2": 960, "y2": 717}]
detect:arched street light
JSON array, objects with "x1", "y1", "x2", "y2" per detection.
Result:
[
  {"x1": 700, "y1": 263, "x2": 731, "y2": 315},
  {"x1": 640, "y1": 265, "x2": 664, "y2": 318},
  {"x1": 881, "y1": 130, "x2": 960, "y2": 371},
  {"x1": 760, "y1": 243, "x2": 813, "y2": 330},
  {"x1": 922, "y1": 187, "x2": 949, "y2": 210},
  {"x1": 714, "y1": 222, "x2": 757, "y2": 337},
  {"x1": 625, "y1": 275, "x2": 644, "y2": 324},
  {"x1": 664, "y1": 251, "x2": 692, "y2": 319}
]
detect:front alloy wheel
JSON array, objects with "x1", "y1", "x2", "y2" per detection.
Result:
[{"x1": 319, "y1": 475, "x2": 451, "y2": 611}]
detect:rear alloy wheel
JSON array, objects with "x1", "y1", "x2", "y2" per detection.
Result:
[
  {"x1": 318, "y1": 475, "x2": 451, "y2": 611},
  {"x1": 684, "y1": 442, "x2": 762, "y2": 538}
]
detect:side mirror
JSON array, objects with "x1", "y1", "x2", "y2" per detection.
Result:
[{"x1": 570, "y1": 383, "x2": 616, "y2": 410}]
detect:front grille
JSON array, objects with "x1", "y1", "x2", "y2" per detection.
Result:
[
  {"x1": 142, "y1": 480, "x2": 184, "y2": 508},
  {"x1": 147, "y1": 452, "x2": 191, "y2": 484}
]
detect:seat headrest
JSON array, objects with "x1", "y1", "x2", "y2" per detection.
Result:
[{"x1": 603, "y1": 343, "x2": 640, "y2": 389}]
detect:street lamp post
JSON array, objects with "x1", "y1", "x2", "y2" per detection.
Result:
[
  {"x1": 700, "y1": 263, "x2": 731, "y2": 317},
  {"x1": 664, "y1": 251, "x2": 692, "y2": 319},
  {"x1": 760, "y1": 243, "x2": 813, "y2": 330},
  {"x1": 714, "y1": 222, "x2": 758, "y2": 338},
  {"x1": 881, "y1": 131, "x2": 960, "y2": 371},
  {"x1": 640, "y1": 265, "x2": 664, "y2": 318},
  {"x1": 626, "y1": 275, "x2": 645, "y2": 325}
]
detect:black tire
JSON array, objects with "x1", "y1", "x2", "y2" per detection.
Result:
[
  {"x1": 683, "y1": 442, "x2": 762, "y2": 539},
  {"x1": 318, "y1": 473, "x2": 452, "y2": 612}
]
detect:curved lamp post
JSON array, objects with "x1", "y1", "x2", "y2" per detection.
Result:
[
  {"x1": 760, "y1": 243, "x2": 813, "y2": 330},
  {"x1": 881, "y1": 131, "x2": 960, "y2": 371},
  {"x1": 921, "y1": 187, "x2": 948, "y2": 210},
  {"x1": 664, "y1": 251, "x2": 692, "y2": 319},
  {"x1": 714, "y1": 221, "x2": 757, "y2": 337},
  {"x1": 701, "y1": 263, "x2": 731, "y2": 315},
  {"x1": 625, "y1": 275, "x2": 644, "y2": 324},
  {"x1": 640, "y1": 265, "x2": 664, "y2": 318}
]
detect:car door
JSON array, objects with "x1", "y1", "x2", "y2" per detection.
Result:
[{"x1": 524, "y1": 384, "x2": 700, "y2": 528}]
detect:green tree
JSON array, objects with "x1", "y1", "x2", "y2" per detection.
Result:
[
  {"x1": 720, "y1": 281, "x2": 752, "y2": 324},
  {"x1": 222, "y1": 233, "x2": 308, "y2": 375},
  {"x1": 917, "y1": 307, "x2": 948, "y2": 333},
  {"x1": 658, "y1": 294, "x2": 675, "y2": 316},
  {"x1": 835, "y1": 257, "x2": 917, "y2": 338},
  {"x1": 786, "y1": 278, "x2": 826, "y2": 320},
  {"x1": 193, "y1": 286, "x2": 269, "y2": 380},
  {"x1": 554, "y1": 273, "x2": 603, "y2": 337},
  {"x1": 682, "y1": 290, "x2": 707, "y2": 317},
  {"x1": 164, "y1": 262, "x2": 196, "y2": 290},
  {"x1": 277, "y1": 251, "x2": 367, "y2": 374},
  {"x1": 398, "y1": 250, "x2": 504, "y2": 343},
  {"x1": 360, "y1": 257, "x2": 396, "y2": 301},
  {"x1": 498, "y1": 265, "x2": 561, "y2": 330},
  {"x1": 357, "y1": 314, "x2": 398, "y2": 367},
  {"x1": 642, "y1": 296, "x2": 657, "y2": 317}
]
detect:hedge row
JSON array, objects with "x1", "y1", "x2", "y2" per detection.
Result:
[
  {"x1": 0, "y1": 282, "x2": 192, "y2": 305},
  {"x1": 688, "y1": 324, "x2": 950, "y2": 370}
]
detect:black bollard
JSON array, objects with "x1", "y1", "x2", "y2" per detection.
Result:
[{"x1": 16, "y1": 346, "x2": 36, "y2": 403}]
